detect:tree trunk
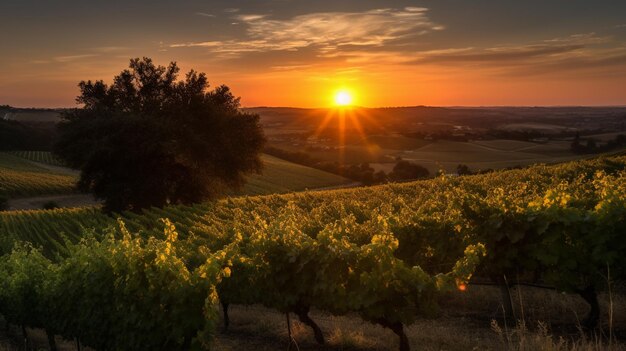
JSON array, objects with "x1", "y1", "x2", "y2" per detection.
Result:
[
  {"x1": 76, "y1": 337, "x2": 81, "y2": 351},
  {"x1": 221, "y1": 302, "x2": 230, "y2": 331},
  {"x1": 493, "y1": 274, "x2": 516, "y2": 322},
  {"x1": 21, "y1": 325, "x2": 28, "y2": 351},
  {"x1": 579, "y1": 286, "x2": 600, "y2": 329},
  {"x1": 376, "y1": 319, "x2": 410, "y2": 351},
  {"x1": 46, "y1": 329, "x2": 58, "y2": 351},
  {"x1": 294, "y1": 305, "x2": 325, "y2": 344},
  {"x1": 286, "y1": 312, "x2": 295, "y2": 351}
]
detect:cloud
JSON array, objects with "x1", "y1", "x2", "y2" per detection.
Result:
[
  {"x1": 406, "y1": 33, "x2": 626, "y2": 77},
  {"x1": 195, "y1": 12, "x2": 215, "y2": 18},
  {"x1": 236, "y1": 14, "x2": 266, "y2": 22},
  {"x1": 91, "y1": 46, "x2": 129, "y2": 53},
  {"x1": 412, "y1": 44, "x2": 585, "y2": 64},
  {"x1": 171, "y1": 7, "x2": 442, "y2": 57},
  {"x1": 410, "y1": 33, "x2": 607, "y2": 64},
  {"x1": 224, "y1": 8, "x2": 239, "y2": 13},
  {"x1": 53, "y1": 54, "x2": 98, "y2": 63}
]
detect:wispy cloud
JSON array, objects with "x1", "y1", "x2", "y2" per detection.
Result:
[
  {"x1": 171, "y1": 7, "x2": 442, "y2": 57},
  {"x1": 54, "y1": 54, "x2": 98, "y2": 63},
  {"x1": 406, "y1": 33, "x2": 626, "y2": 77},
  {"x1": 91, "y1": 46, "x2": 129, "y2": 53},
  {"x1": 195, "y1": 12, "x2": 215, "y2": 18},
  {"x1": 224, "y1": 8, "x2": 239, "y2": 13}
]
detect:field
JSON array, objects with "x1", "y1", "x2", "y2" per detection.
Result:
[
  {"x1": 7, "y1": 151, "x2": 65, "y2": 167},
  {"x1": 2, "y1": 111, "x2": 61, "y2": 123},
  {"x1": 0, "y1": 152, "x2": 350, "y2": 209},
  {"x1": 0, "y1": 153, "x2": 76, "y2": 197},
  {"x1": 258, "y1": 107, "x2": 626, "y2": 178},
  {"x1": 0, "y1": 156, "x2": 624, "y2": 351},
  {"x1": 367, "y1": 139, "x2": 586, "y2": 174},
  {"x1": 237, "y1": 154, "x2": 351, "y2": 195}
]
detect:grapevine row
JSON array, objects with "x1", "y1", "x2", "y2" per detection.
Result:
[{"x1": 0, "y1": 156, "x2": 624, "y2": 350}]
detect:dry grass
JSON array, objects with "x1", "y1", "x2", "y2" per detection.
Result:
[
  {"x1": 1, "y1": 285, "x2": 624, "y2": 350},
  {"x1": 213, "y1": 285, "x2": 626, "y2": 351}
]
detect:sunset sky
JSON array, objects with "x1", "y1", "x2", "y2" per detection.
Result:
[{"x1": 2, "y1": 0, "x2": 626, "y2": 108}]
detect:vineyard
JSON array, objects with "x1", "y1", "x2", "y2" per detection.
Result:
[
  {"x1": 0, "y1": 156, "x2": 625, "y2": 350},
  {"x1": 6, "y1": 151, "x2": 65, "y2": 167},
  {"x1": 0, "y1": 153, "x2": 76, "y2": 198},
  {"x1": 0, "y1": 152, "x2": 349, "y2": 204}
]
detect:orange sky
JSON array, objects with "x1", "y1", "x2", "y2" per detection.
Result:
[{"x1": 1, "y1": 1, "x2": 626, "y2": 108}]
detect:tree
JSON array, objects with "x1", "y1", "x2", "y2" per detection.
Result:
[
  {"x1": 456, "y1": 164, "x2": 472, "y2": 176},
  {"x1": 571, "y1": 132, "x2": 583, "y2": 153},
  {"x1": 55, "y1": 58, "x2": 266, "y2": 212},
  {"x1": 388, "y1": 161, "x2": 429, "y2": 181},
  {"x1": 586, "y1": 138, "x2": 597, "y2": 151}
]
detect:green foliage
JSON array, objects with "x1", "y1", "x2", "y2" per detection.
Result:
[
  {"x1": 0, "y1": 156, "x2": 624, "y2": 350},
  {"x1": 55, "y1": 57, "x2": 266, "y2": 212},
  {"x1": 0, "y1": 221, "x2": 228, "y2": 351},
  {"x1": 0, "y1": 243, "x2": 52, "y2": 330}
]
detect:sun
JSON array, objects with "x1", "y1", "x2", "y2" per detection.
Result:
[{"x1": 334, "y1": 90, "x2": 353, "y2": 106}]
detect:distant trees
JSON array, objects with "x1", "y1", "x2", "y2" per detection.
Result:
[
  {"x1": 55, "y1": 58, "x2": 266, "y2": 212},
  {"x1": 571, "y1": 132, "x2": 626, "y2": 154},
  {"x1": 265, "y1": 146, "x2": 431, "y2": 184},
  {"x1": 264, "y1": 146, "x2": 319, "y2": 167},
  {"x1": 456, "y1": 164, "x2": 472, "y2": 176},
  {"x1": 388, "y1": 161, "x2": 429, "y2": 181},
  {"x1": 0, "y1": 120, "x2": 57, "y2": 151}
]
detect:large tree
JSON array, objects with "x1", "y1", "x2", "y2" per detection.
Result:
[{"x1": 55, "y1": 58, "x2": 266, "y2": 212}]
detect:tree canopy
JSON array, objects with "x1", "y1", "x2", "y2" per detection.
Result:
[
  {"x1": 388, "y1": 160, "x2": 429, "y2": 181},
  {"x1": 55, "y1": 58, "x2": 266, "y2": 212}
]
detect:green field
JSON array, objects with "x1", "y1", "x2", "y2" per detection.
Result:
[
  {"x1": 381, "y1": 140, "x2": 585, "y2": 174},
  {"x1": 1, "y1": 152, "x2": 349, "y2": 202},
  {"x1": 0, "y1": 153, "x2": 76, "y2": 197},
  {"x1": 367, "y1": 135, "x2": 431, "y2": 150},
  {"x1": 240, "y1": 154, "x2": 351, "y2": 195},
  {"x1": 2, "y1": 155, "x2": 623, "y2": 253},
  {"x1": 0, "y1": 156, "x2": 624, "y2": 351},
  {"x1": 8, "y1": 150, "x2": 65, "y2": 167}
]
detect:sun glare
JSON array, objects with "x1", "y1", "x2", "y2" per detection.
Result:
[{"x1": 334, "y1": 90, "x2": 353, "y2": 106}]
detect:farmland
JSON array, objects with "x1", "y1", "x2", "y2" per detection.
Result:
[
  {"x1": 7, "y1": 151, "x2": 65, "y2": 167},
  {"x1": 0, "y1": 156, "x2": 624, "y2": 350},
  {"x1": 1, "y1": 107, "x2": 626, "y2": 350},
  {"x1": 237, "y1": 154, "x2": 351, "y2": 195},
  {"x1": 0, "y1": 153, "x2": 76, "y2": 197},
  {"x1": 0, "y1": 152, "x2": 350, "y2": 209},
  {"x1": 3, "y1": 0, "x2": 626, "y2": 348}
]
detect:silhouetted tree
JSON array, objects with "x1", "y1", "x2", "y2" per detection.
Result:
[
  {"x1": 0, "y1": 119, "x2": 57, "y2": 151},
  {"x1": 456, "y1": 164, "x2": 472, "y2": 176},
  {"x1": 388, "y1": 160, "x2": 429, "y2": 181},
  {"x1": 373, "y1": 170, "x2": 388, "y2": 184},
  {"x1": 571, "y1": 132, "x2": 583, "y2": 153},
  {"x1": 55, "y1": 58, "x2": 266, "y2": 212},
  {"x1": 586, "y1": 138, "x2": 597, "y2": 151}
]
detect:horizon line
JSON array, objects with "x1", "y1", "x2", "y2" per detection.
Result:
[{"x1": 5, "y1": 104, "x2": 626, "y2": 110}]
